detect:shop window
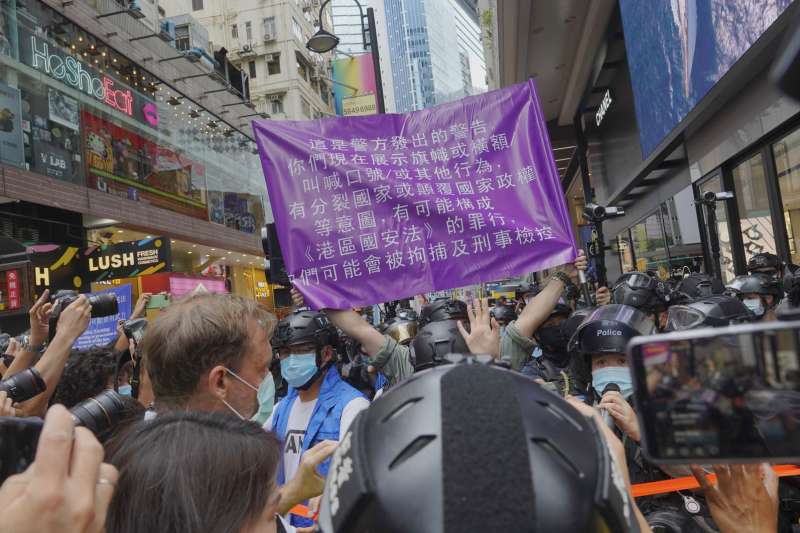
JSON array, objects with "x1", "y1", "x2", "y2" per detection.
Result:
[
  {"x1": 192, "y1": 0, "x2": 203, "y2": 11},
  {"x1": 774, "y1": 127, "x2": 800, "y2": 265},
  {"x1": 631, "y1": 212, "x2": 670, "y2": 278},
  {"x1": 175, "y1": 25, "x2": 191, "y2": 51},
  {"x1": 231, "y1": 24, "x2": 238, "y2": 39},
  {"x1": 616, "y1": 230, "x2": 635, "y2": 273},
  {"x1": 698, "y1": 175, "x2": 736, "y2": 283},
  {"x1": 267, "y1": 54, "x2": 281, "y2": 75},
  {"x1": 732, "y1": 152, "x2": 777, "y2": 263},
  {"x1": 248, "y1": 60, "x2": 256, "y2": 79}
]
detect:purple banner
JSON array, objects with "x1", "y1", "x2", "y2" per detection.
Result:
[{"x1": 254, "y1": 80, "x2": 576, "y2": 309}]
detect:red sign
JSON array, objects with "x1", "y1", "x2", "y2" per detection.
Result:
[{"x1": 6, "y1": 270, "x2": 21, "y2": 310}]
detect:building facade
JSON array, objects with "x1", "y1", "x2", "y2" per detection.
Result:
[
  {"x1": 495, "y1": 0, "x2": 800, "y2": 286},
  {"x1": 383, "y1": 0, "x2": 486, "y2": 112},
  {"x1": 0, "y1": 0, "x2": 281, "y2": 332},
  {"x1": 163, "y1": 0, "x2": 335, "y2": 120}
]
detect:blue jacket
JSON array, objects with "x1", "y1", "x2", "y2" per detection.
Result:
[{"x1": 271, "y1": 366, "x2": 365, "y2": 528}]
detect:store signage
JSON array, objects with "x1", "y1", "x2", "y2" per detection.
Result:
[
  {"x1": 30, "y1": 37, "x2": 134, "y2": 116},
  {"x1": 19, "y1": 31, "x2": 159, "y2": 127},
  {"x1": 84, "y1": 237, "x2": 171, "y2": 282},
  {"x1": 0, "y1": 83, "x2": 25, "y2": 167},
  {"x1": 343, "y1": 94, "x2": 377, "y2": 117},
  {"x1": 595, "y1": 89, "x2": 614, "y2": 127},
  {"x1": 6, "y1": 270, "x2": 21, "y2": 310}
]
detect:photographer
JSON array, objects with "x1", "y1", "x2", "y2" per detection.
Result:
[
  {"x1": 9, "y1": 294, "x2": 92, "y2": 417},
  {"x1": 141, "y1": 293, "x2": 333, "y2": 515}
]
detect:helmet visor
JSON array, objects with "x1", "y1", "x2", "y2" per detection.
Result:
[
  {"x1": 619, "y1": 272, "x2": 654, "y2": 289},
  {"x1": 665, "y1": 305, "x2": 706, "y2": 332}
]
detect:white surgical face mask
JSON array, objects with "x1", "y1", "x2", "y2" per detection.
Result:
[
  {"x1": 743, "y1": 297, "x2": 765, "y2": 318},
  {"x1": 221, "y1": 367, "x2": 260, "y2": 420}
]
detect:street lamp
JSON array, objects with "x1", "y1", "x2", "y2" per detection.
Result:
[
  {"x1": 307, "y1": 28, "x2": 340, "y2": 54},
  {"x1": 305, "y1": 0, "x2": 386, "y2": 113}
]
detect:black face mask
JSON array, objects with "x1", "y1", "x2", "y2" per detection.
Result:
[{"x1": 534, "y1": 325, "x2": 569, "y2": 354}]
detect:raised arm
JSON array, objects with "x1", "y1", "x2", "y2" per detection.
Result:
[
  {"x1": 325, "y1": 308, "x2": 386, "y2": 357},
  {"x1": 514, "y1": 250, "x2": 587, "y2": 338}
]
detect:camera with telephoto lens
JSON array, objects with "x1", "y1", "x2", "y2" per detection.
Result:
[
  {"x1": 0, "y1": 368, "x2": 46, "y2": 402},
  {"x1": 48, "y1": 290, "x2": 118, "y2": 341},
  {"x1": 122, "y1": 318, "x2": 147, "y2": 346},
  {"x1": 70, "y1": 389, "x2": 127, "y2": 436}
]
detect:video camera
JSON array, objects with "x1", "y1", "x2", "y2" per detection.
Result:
[
  {"x1": 47, "y1": 290, "x2": 119, "y2": 342},
  {"x1": 0, "y1": 389, "x2": 128, "y2": 483},
  {"x1": 628, "y1": 320, "x2": 800, "y2": 464},
  {"x1": 582, "y1": 203, "x2": 625, "y2": 222}
]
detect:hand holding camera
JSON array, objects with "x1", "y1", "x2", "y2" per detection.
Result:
[
  {"x1": 48, "y1": 290, "x2": 118, "y2": 343},
  {"x1": 0, "y1": 404, "x2": 118, "y2": 533},
  {"x1": 53, "y1": 296, "x2": 92, "y2": 345}
]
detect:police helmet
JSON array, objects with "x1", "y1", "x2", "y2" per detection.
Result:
[
  {"x1": 489, "y1": 305, "x2": 517, "y2": 325},
  {"x1": 411, "y1": 320, "x2": 468, "y2": 371},
  {"x1": 611, "y1": 272, "x2": 667, "y2": 312},
  {"x1": 746, "y1": 252, "x2": 782, "y2": 276},
  {"x1": 725, "y1": 274, "x2": 783, "y2": 307},
  {"x1": 664, "y1": 295, "x2": 754, "y2": 331},
  {"x1": 396, "y1": 308, "x2": 418, "y2": 322},
  {"x1": 418, "y1": 299, "x2": 468, "y2": 328},
  {"x1": 317, "y1": 361, "x2": 640, "y2": 533},
  {"x1": 568, "y1": 304, "x2": 656, "y2": 355},
  {"x1": 272, "y1": 309, "x2": 338, "y2": 350},
  {"x1": 674, "y1": 273, "x2": 725, "y2": 300}
]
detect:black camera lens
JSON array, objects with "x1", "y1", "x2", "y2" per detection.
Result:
[
  {"x1": 0, "y1": 368, "x2": 46, "y2": 402},
  {"x1": 70, "y1": 389, "x2": 126, "y2": 435},
  {"x1": 87, "y1": 293, "x2": 118, "y2": 318}
]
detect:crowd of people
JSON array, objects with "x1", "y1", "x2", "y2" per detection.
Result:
[{"x1": 0, "y1": 249, "x2": 797, "y2": 532}]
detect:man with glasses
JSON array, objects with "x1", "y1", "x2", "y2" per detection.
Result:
[{"x1": 266, "y1": 309, "x2": 369, "y2": 529}]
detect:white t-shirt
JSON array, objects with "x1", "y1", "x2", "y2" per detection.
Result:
[{"x1": 265, "y1": 396, "x2": 369, "y2": 483}]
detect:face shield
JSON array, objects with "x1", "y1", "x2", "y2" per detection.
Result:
[{"x1": 664, "y1": 305, "x2": 706, "y2": 332}]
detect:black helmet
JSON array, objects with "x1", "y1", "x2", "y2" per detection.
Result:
[
  {"x1": 272, "y1": 309, "x2": 338, "y2": 350},
  {"x1": 395, "y1": 308, "x2": 418, "y2": 322},
  {"x1": 568, "y1": 304, "x2": 656, "y2": 355},
  {"x1": 725, "y1": 274, "x2": 783, "y2": 307},
  {"x1": 532, "y1": 302, "x2": 574, "y2": 353},
  {"x1": 418, "y1": 299, "x2": 468, "y2": 328},
  {"x1": 674, "y1": 273, "x2": 725, "y2": 300},
  {"x1": 560, "y1": 307, "x2": 596, "y2": 349},
  {"x1": 611, "y1": 272, "x2": 667, "y2": 312},
  {"x1": 489, "y1": 305, "x2": 517, "y2": 324},
  {"x1": 383, "y1": 317, "x2": 418, "y2": 346},
  {"x1": 664, "y1": 295, "x2": 754, "y2": 331},
  {"x1": 411, "y1": 320, "x2": 468, "y2": 371},
  {"x1": 746, "y1": 252, "x2": 782, "y2": 276},
  {"x1": 317, "y1": 361, "x2": 640, "y2": 533}
]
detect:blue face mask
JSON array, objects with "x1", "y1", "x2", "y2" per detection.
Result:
[
  {"x1": 281, "y1": 353, "x2": 319, "y2": 389},
  {"x1": 592, "y1": 366, "x2": 634, "y2": 398},
  {"x1": 251, "y1": 373, "x2": 276, "y2": 425},
  {"x1": 118, "y1": 384, "x2": 132, "y2": 397}
]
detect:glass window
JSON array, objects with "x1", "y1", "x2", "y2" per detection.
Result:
[
  {"x1": 292, "y1": 19, "x2": 303, "y2": 42},
  {"x1": 175, "y1": 25, "x2": 190, "y2": 51},
  {"x1": 245, "y1": 21, "x2": 252, "y2": 41},
  {"x1": 616, "y1": 230, "x2": 635, "y2": 273},
  {"x1": 271, "y1": 97, "x2": 284, "y2": 115},
  {"x1": 267, "y1": 55, "x2": 281, "y2": 75},
  {"x1": 774, "y1": 127, "x2": 800, "y2": 265},
  {"x1": 631, "y1": 212, "x2": 670, "y2": 279},
  {"x1": 699, "y1": 176, "x2": 736, "y2": 282},
  {"x1": 263, "y1": 17, "x2": 276, "y2": 38},
  {"x1": 231, "y1": 24, "x2": 238, "y2": 39},
  {"x1": 248, "y1": 60, "x2": 256, "y2": 79},
  {"x1": 296, "y1": 56, "x2": 307, "y2": 81},
  {"x1": 192, "y1": 0, "x2": 203, "y2": 11},
  {"x1": 732, "y1": 152, "x2": 777, "y2": 263}
]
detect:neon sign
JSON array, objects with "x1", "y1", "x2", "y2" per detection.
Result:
[{"x1": 30, "y1": 36, "x2": 135, "y2": 117}]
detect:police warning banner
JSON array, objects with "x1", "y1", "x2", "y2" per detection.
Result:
[{"x1": 254, "y1": 80, "x2": 576, "y2": 309}]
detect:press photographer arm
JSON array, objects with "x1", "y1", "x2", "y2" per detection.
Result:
[
  {"x1": 4, "y1": 290, "x2": 53, "y2": 380},
  {"x1": 16, "y1": 296, "x2": 91, "y2": 417}
]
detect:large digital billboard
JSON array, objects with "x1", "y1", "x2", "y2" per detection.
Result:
[{"x1": 620, "y1": 0, "x2": 794, "y2": 158}]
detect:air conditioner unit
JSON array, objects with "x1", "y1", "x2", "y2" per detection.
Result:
[
  {"x1": 263, "y1": 33, "x2": 274, "y2": 42},
  {"x1": 264, "y1": 53, "x2": 276, "y2": 62},
  {"x1": 127, "y1": 0, "x2": 146, "y2": 19},
  {"x1": 240, "y1": 43, "x2": 255, "y2": 55},
  {"x1": 159, "y1": 20, "x2": 176, "y2": 42}
]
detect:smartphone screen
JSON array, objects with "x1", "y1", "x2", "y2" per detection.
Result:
[
  {"x1": 0, "y1": 417, "x2": 43, "y2": 483},
  {"x1": 629, "y1": 321, "x2": 800, "y2": 463}
]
